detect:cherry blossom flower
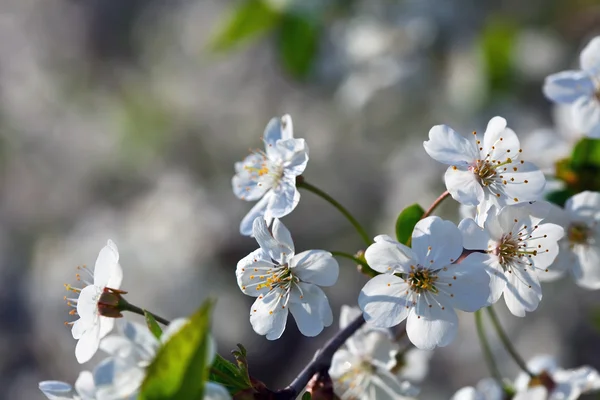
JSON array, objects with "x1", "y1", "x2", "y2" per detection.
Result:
[
  {"x1": 232, "y1": 115, "x2": 309, "y2": 236},
  {"x1": 64, "y1": 240, "x2": 123, "y2": 364},
  {"x1": 329, "y1": 306, "x2": 420, "y2": 400},
  {"x1": 545, "y1": 191, "x2": 600, "y2": 289},
  {"x1": 513, "y1": 355, "x2": 600, "y2": 400},
  {"x1": 423, "y1": 117, "x2": 545, "y2": 207},
  {"x1": 543, "y1": 36, "x2": 600, "y2": 138},
  {"x1": 236, "y1": 217, "x2": 339, "y2": 340},
  {"x1": 459, "y1": 202, "x2": 564, "y2": 316},
  {"x1": 358, "y1": 217, "x2": 490, "y2": 350}
]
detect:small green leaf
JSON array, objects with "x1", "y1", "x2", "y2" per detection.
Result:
[
  {"x1": 210, "y1": 353, "x2": 252, "y2": 394},
  {"x1": 570, "y1": 138, "x2": 600, "y2": 170},
  {"x1": 277, "y1": 13, "x2": 320, "y2": 78},
  {"x1": 143, "y1": 310, "x2": 163, "y2": 339},
  {"x1": 139, "y1": 299, "x2": 214, "y2": 400},
  {"x1": 301, "y1": 392, "x2": 312, "y2": 400},
  {"x1": 210, "y1": 0, "x2": 280, "y2": 51},
  {"x1": 545, "y1": 189, "x2": 573, "y2": 208},
  {"x1": 395, "y1": 204, "x2": 425, "y2": 246}
]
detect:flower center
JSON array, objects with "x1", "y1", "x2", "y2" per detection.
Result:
[
  {"x1": 256, "y1": 265, "x2": 297, "y2": 292},
  {"x1": 492, "y1": 228, "x2": 540, "y2": 270},
  {"x1": 407, "y1": 266, "x2": 438, "y2": 294},
  {"x1": 471, "y1": 160, "x2": 498, "y2": 187},
  {"x1": 244, "y1": 151, "x2": 285, "y2": 189},
  {"x1": 567, "y1": 222, "x2": 592, "y2": 246}
]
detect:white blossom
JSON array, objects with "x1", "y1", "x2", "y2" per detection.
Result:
[
  {"x1": 459, "y1": 202, "x2": 564, "y2": 316},
  {"x1": 450, "y1": 378, "x2": 504, "y2": 400},
  {"x1": 236, "y1": 217, "x2": 339, "y2": 340},
  {"x1": 358, "y1": 217, "x2": 490, "y2": 350},
  {"x1": 232, "y1": 115, "x2": 309, "y2": 236},
  {"x1": 423, "y1": 116, "x2": 545, "y2": 207},
  {"x1": 329, "y1": 306, "x2": 420, "y2": 400},
  {"x1": 39, "y1": 372, "x2": 97, "y2": 400},
  {"x1": 543, "y1": 36, "x2": 600, "y2": 138},
  {"x1": 64, "y1": 240, "x2": 123, "y2": 364}
]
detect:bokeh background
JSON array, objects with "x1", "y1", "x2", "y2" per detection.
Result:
[{"x1": 2, "y1": 0, "x2": 600, "y2": 398}]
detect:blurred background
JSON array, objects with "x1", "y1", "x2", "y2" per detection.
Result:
[{"x1": 2, "y1": 0, "x2": 600, "y2": 398}]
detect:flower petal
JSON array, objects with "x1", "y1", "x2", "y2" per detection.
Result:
[
  {"x1": 98, "y1": 316, "x2": 115, "y2": 339},
  {"x1": 239, "y1": 193, "x2": 272, "y2": 236},
  {"x1": 329, "y1": 348, "x2": 355, "y2": 379},
  {"x1": 71, "y1": 318, "x2": 86, "y2": 340},
  {"x1": 271, "y1": 218, "x2": 295, "y2": 256},
  {"x1": 364, "y1": 236, "x2": 417, "y2": 274},
  {"x1": 499, "y1": 162, "x2": 546, "y2": 206},
  {"x1": 484, "y1": 258, "x2": 508, "y2": 305},
  {"x1": 204, "y1": 382, "x2": 233, "y2": 400},
  {"x1": 77, "y1": 285, "x2": 100, "y2": 322},
  {"x1": 251, "y1": 217, "x2": 291, "y2": 263},
  {"x1": 94, "y1": 240, "x2": 122, "y2": 289},
  {"x1": 527, "y1": 222, "x2": 564, "y2": 271},
  {"x1": 232, "y1": 154, "x2": 271, "y2": 201},
  {"x1": 289, "y1": 283, "x2": 332, "y2": 337},
  {"x1": 262, "y1": 116, "x2": 284, "y2": 153},
  {"x1": 358, "y1": 274, "x2": 410, "y2": 328},
  {"x1": 406, "y1": 299, "x2": 458, "y2": 350},
  {"x1": 503, "y1": 267, "x2": 542, "y2": 317},
  {"x1": 249, "y1": 289, "x2": 288, "y2": 340},
  {"x1": 437, "y1": 252, "x2": 491, "y2": 312},
  {"x1": 573, "y1": 96, "x2": 600, "y2": 139},
  {"x1": 444, "y1": 167, "x2": 484, "y2": 206},
  {"x1": 572, "y1": 244, "x2": 600, "y2": 290},
  {"x1": 458, "y1": 218, "x2": 491, "y2": 250},
  {"x1": 74, "y1": 371, "x2": 96, "y2": 399},
  {"x1": 424, "y1": 124, "x2": 479, "y2": 165},
  {"x1": 39, "y1": 381, "x2": 74, "y2": 400},
  {"x1": 76, "y1": 323, "x2": 101, "y2": 363},
  {"x1": 291, "y1": 250, "x2": 339, "y2": 287},
  {"x1": 279, "y1": 138, "x2": 309, "y2": 175},
  {"x1": 580, "y1": 36, "x2": 600, "y2": 73},
  {"x1": 266, "y1": 174, "x2": 300, "y2": 219},
  {"x1": 566, "y1": 190, "x2": 600, "y2": 218},
  {"x1": 236, "y1": 248, "x2": 275, "y2": 297},
  {"x1": 411, "y1": 216, "x2": 463, "y2": 270},
  {"x1": 542, "y1": 70, "x2": 595, "y2": 103}
]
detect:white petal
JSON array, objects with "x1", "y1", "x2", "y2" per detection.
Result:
[
  {"x1": 232, "y1": 154, "x2": 271, "y2": 201},
  {"x1": 444, "y1": 167, "x2": 484, "y2": 206},
  {"x1": 411, "y1": 216, "x2": 463, "y2": 270},
  {"x1": 485, "y1": 258, "x2": 509, "y2": 305},
  {"x1": 291, "y1": 250, "x2": 339, "y2": 286},
  {"x1": 450, "y1": 387, "x2": 480, "y2": 400},
  {"x1": 481, "y1": 117, "x2": 511, "y2": 158},
  {"x1": 503, "y1": 267, "x2": 542, "y2": 317},
  {"x1": 266, "y1": 174, "x2": 299, "y2": 219},
  {"x1": 339, "y1": 305, "x2": 362, "y2": 330},
  {"x1": 406, "y1": 300, "x2": 458, "y2": 350},
  {"x1": 98, "y1": 316, "x2": 115, "y2": 339},
  {"x1": 204, "y1": 382, "x2": 232, "y2": 400},
  {"x1": 358, "y1": 274, "x2": 410, "y2": 328},
  {"x1": 94, "y1": 240, "x2": 122, "y2": 289},
  {"x1": 437, "y1": 253, "x2": 491, "y2": 312},
  {"x1": 573, "y1": 96, "x2": 600, "y2": 138},
  {"x1": 289, "y1": 283, "x2": 332, "y2": 337},
  {"x1": 527, "y1": 223, "x2": 564, "y2": 271},
  {"x1": 271, "y1": 218, "x2": 295, "y2": 255},
  {"x1": 541, "y1": 240, "x2": 570, "y2": 282},
  {"x1": 329, "y1": 348, "x2": 355, "y2": 379},
  {"x1": 542, "y1": 71, "x2": 595, "y2": 103},
  {"x1": 580, "y1": 36, "x2": 600, "y2": 73},
  {"x1": 278, "y1": 138, "x2": 309, "y2": 175},
  {"x1": 499, "y1": 162, "x2": 546, "y2": 205},
  {"x1": 458, "y1": 218, "x2": 491, "y2": 250},
  {"x1": 76, "y1": 323, "x2": 101, "y2": 363},
  {"x1": 236, "y1": 249, "x2": 275, "y2": 297},
  {"x1": 239, "y1": 193, "x2": 271, "y2": 236},
  {"x1": 262, "y1": 117, "x2": 284, "y2": 153},
  {"x1": 513, "y1": 387, "x2": 547, "y2": 400},
  {"x1": 71, "y1": 318, "x2": 86, "y2": 340},
  {"x1": 249, "y1": 289, "x2": 288, "y2": 340},
  {"x1": 566, "y1": 191, "x2": 600, "y2": 218},
  {"x1": 76, "y1": 285, "x2": 100, "y2": 322},
  {"x1": 39, "y1": 381, "x2": 76, "y2": 400},
  {"x1": 251, "y1": 217, "x2": 292, "y2": 264},
  {"x1": 364, "y1": 237, "x2": 417, "y2": 274},
  {"x1": 74, "y1": 371, "x2": 96, "y2": 399},
  {"x1": 423, "y1": 124, "x2": 479, "y2": 165},
  {"x1": 572, "y1": 244, "x2": 600, "y2": 289},
  {"x1": 116, "y1": 319, "x2": 159, "y2": 357}
]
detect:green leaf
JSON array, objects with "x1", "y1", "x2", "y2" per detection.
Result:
[
  {"x1": 395, "y1": 204, "x2": 425, "y2": 246},
  {"x1": 210, "y1": 353, "x2": 252, "y2": 394},
  {"x1": 570, "y1": 138, "x2": 600, "y2": 170},
  {"x1": 210, "y1": 0, "x2": 280, "y2": 51},
  {"x1": 301, "y1": 392, "x2": 312, "y2": 400},
  {"x1": 143, "y1": 310, "x2": 163, "y2": 339},
  {"x1": 545, "y1": 189, "x2": 573, "y2": 208},
  {"x1": 139, "y1": 299, "x2": 214, "y2": 400},
  {"x1": 277, "y1": 13, "x2": 320, "y2": 78}
]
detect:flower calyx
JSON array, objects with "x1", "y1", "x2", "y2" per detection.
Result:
[{"x1": 97, "y1": 287, "x2": 129, "y2": 318}]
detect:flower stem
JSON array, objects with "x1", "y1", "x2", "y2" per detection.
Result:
[
  {"x1": 421, "y1": 190, "x2": 450, "y2": 219},
  {"x1": 486, "y1": 306, "x2": 535, "y2": 377},
  {"x1": 273, "y1": 314, "x2": 366, "y2": 399},
  {"x1": 297, "y1": 178, "x2": 371, "y2": 246},
  {"x1": 331, "y1": 251, "x2": 377, "y2": 277},
  {"x1": 475, "y1": 309, "x2": 503, "y2": 383},
  {"x1": 121, "y1": 299, "x2": 171, "y2": 326}
]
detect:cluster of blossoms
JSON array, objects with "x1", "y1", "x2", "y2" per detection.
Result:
[{"x1": 40, "y1": 35, "x2": 600, "y2": 400}]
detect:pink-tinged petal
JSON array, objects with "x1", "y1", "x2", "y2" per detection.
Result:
[
  {"x1": 239, "y1": 193, "x2": 272, "y2": 236},
  {"x1": 289, "y1": 283, "x2": 332, "y2": 337},
  {"x1": 249, "y1": 289, "x2": 288, "y2": 340},
  {"x1": 291, "y1": 250, "x2": 339, "y2": 286},
  {"x1": 580, "y1": 36, "x2": 600, "y2": 73},
  {"x1": 542, "y1": 71, "x2": 595, "y2": 103},
  {"x1": 572, "y1": 244, "x2": 600, "y2": 290},
  {"x1": 77, "y1": 285, "x2": 100, "y2": 322},
  {"x1": 358, "y1": 274, "x2": 410, "y2": 328},
  {"x1": 573, "y1": 96, "x2": 600, "y2": 138},
  {"x1": 364, "y1": 237, "x2": 416, "y2": 274},
  {"x1": 406, "y1": 299, "x2": 458, "y2": 350},
  {"x1": 236, "y1": 248, "x2": 275, "y2": 297},
  {"x1": 458, "y1": 218, "x2": 491, "y2": 250},
  {"x1": 444, "y1": 167, "x2": 484, "y2": 206},
  {"x1": 76, "y1": 323, "x2": 101, "y2": 363},
  {"x1": 503, "y1": 267, "x2": 542, "y2": 317},
  {"x1": 267, "y1": 174, "x2": 299, "y2": 219},
  {"x1": 437, "y1": 252, "x2": 491, "y2": 312},
  {"x1": 498, "y1": 162, "x2": 546, "y2": 206},
  {"x1": 423, "y1": 124, "x2": 479, "y2": 165},
  {"x1": 411, "y1": 217, "x2": 463, "y2": 270},
  {"x1": 94, "y1": 240, "x2": 121, "y2": 288}
]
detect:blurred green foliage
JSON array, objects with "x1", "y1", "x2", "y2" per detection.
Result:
[
  {"x1": 395, "y1": 204, "x2": 425, "y2": 246},
  {"x1": 479, "y1": 17, "x2": 518, "y2": 96}
]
